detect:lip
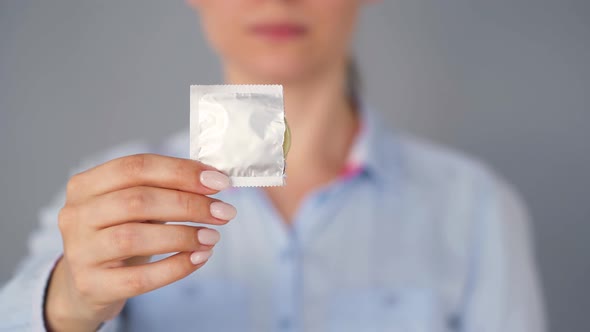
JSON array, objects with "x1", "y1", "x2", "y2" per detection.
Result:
[{"x1": 249, "y1": 22, "x2": 307, "y2": 41}]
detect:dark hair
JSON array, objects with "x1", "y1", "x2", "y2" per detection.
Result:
[{"x1": 346, "y1": 57, "x2": 361, "y2": 106}]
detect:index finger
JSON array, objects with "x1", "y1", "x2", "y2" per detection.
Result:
[{"x1": 67, "y1": 154, "x2": 230, "y2": 203}]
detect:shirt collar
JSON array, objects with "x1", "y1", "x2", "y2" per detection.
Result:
[{"x1": 344, "y1": 100, "x2": 401, "y2": 186}]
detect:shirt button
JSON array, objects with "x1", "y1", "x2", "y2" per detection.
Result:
[
  {"x1": 383, "y1": 292, "x2": 398, "y2": 307},
  {"x1": 278, "y1": 317, "x2": 293, "y2": 330},
  {"x1": 182, "y1": 285, "x2": 199, "y2": 297},
  {"x1": 447, "y1": 315, "x2": 462, "y2": 329}
]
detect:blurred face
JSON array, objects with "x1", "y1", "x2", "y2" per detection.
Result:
[{"x1": 188, "y1": 0, "x2": 365, "y2": 83}]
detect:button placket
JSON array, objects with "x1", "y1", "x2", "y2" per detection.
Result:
[{"x1": 275, "y1": 231, "x2": 299, "y2": 331}]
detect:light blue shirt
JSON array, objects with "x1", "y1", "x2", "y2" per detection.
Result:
[{"x1": 0, "y1": 105, "x2": 545, "y2": 331}]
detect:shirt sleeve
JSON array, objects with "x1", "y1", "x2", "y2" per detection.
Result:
[{"x1": 460, "y1": 178, "x2": 547, "y2": 332}]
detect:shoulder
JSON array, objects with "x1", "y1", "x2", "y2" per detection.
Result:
[
  {"x1": 395, "y1": 134, "x2": 519, "y2": 201},
  {"x1": 387, "y1": 133, "x2": 528, "y2": 225}
]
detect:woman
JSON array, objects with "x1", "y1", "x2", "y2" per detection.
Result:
[{"x1": 0, "y1": 1, "x2": 545, "y2": 331}]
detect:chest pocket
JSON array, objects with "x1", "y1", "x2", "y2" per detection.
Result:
[
  {"x1": 328, "y1": 287, "x2": 447, "y2": 332},
  {"x1": 125, "y1": 278, "x2": 252, "y2": 332}
]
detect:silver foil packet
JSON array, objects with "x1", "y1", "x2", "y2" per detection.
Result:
[{"x1": 190, "y1": 85, "x2": 287, "y2": 187}]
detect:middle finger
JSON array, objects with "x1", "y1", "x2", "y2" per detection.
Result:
[{"x1": 78, "y1": 186, "x2": 237, "y2": 229}]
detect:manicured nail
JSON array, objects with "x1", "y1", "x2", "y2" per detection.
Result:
[
  {"x1": 190, "y1": 250, "x2": 213, "y2": 265},
  {"x1": 198, "y1": 228, "x2": 220, "y2": 246},
  {"x1": 200, "y1": 171, "x2": 230, "y2": 191},
  {"x1": 210, "y1": 201, "x2": 237, "y2": 220}
]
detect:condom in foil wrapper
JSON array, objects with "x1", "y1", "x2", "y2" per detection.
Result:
[{"x1": 190, "y1": 85, "x2": 288, "y2": 187}]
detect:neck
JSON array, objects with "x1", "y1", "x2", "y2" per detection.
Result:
[
  {"x1": 224, "y1": 59, "x2": 359, "y2": 223},
  {"x1": 225, "y1": 58, "x2": 358, "y2": 175}
]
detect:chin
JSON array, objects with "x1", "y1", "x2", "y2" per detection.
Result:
[
  {"x1": 254, "y1": 61, "x2": 318, "y2": 84},
  {"x1": 231, "y1": 48, "x2": 321, "y2": 84}
]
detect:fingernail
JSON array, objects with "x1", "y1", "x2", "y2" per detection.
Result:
[
  {"x1": 210, "y1": 201, "x2": 237, "y2": 220},
  {"x1": 197, "y1": 228, "x2": 220, "y2": 246},
  {"x1": 190, "y1": 250, "x2": 213, "y2": 265},
  {"x1": 200, "y1": 171, "x2": 230, "y2": 191}
]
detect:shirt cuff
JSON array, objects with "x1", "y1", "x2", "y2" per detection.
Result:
[
  {"x1": 32, "y1": 254, "x2": 62, "y2": 332},
  {"x1": 31, "y1": 255, "x2": 122, "y2": 332}
]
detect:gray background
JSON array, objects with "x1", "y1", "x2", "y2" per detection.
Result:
[{"x1": 1, "y1": 0, "x2": 588, "y2": 331}]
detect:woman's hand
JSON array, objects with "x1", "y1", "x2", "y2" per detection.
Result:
[{"x1": 45, "y1": 154, "x2": 236, "y2": 331}]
